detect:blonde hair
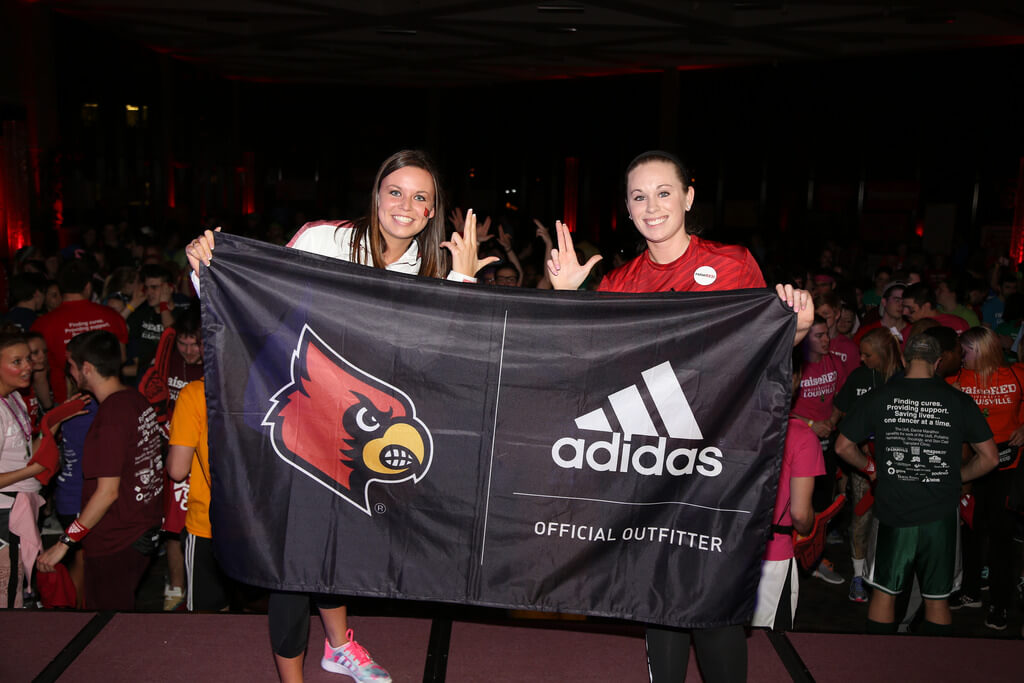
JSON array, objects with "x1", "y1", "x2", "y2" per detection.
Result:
[
  {"x1": 860, "y1": 328, "x2": 903, "y2": 381},
  {"x1": 959, "y1": 326, "x2": 1005, "y2": 384}
]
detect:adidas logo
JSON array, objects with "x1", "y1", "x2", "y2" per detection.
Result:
[{"x1": 551, "y1": 361, "x2": 723, "y2": 478}]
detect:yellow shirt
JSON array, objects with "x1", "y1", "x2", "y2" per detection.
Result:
[{"x1": 168, "y1": 379, "x2": 211, "y2": 538}]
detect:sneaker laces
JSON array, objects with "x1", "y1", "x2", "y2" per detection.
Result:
[{"x1": 342, "y1": 629, "x2": 373, "y2": 667}]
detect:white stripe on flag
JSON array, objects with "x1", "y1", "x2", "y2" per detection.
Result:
[
  {"x1": 642, "y1": 361, "x2": 703, "y2": 439},
  {"x1": 575, "y1": 408, "x2": 612, "y2": 432},
  {"x1": 608, "y1": 385, "x2": 658, "y2": 437}
]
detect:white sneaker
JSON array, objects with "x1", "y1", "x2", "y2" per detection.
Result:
[
  {"x1": 321, "y1": 629, "x2": 392, "y2": 682},
  {"x1": 163, "y1": 585, "x2": 185, "y2": 611}
]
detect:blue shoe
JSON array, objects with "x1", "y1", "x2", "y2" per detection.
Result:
[{"x1": 848, "y1": 576, "x2": 869, "y2": 603}]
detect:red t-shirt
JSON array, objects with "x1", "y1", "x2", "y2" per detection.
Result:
[
  {"x1": 933, "y1": 313, "x2": 970, "y2": 335},
  {"x1": 853, "y1": 320, "x2": 906, "y2": 346},
  {"x1": 31, "y1": 301, "x2": 130, "y2": 403},
  {"x1": 81, "y1": 389, "x2": 165, "y2": 556},
  {"x1": 791, "y1": 353, "x2": 846, "y2": 422},
  {"x1": 829, "y1": 335, "x2": 861, "y2": 380},
  {"x1": 598, "y1": 235, "x2": 766, "y2": 293},
  {"x1": 765, "y1": 418, "x2": 826, "y2": 561}
]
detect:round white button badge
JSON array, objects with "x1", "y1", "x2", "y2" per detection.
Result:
[{"x1": 693, "y1": 265, "x2": 717, "y2": 286}]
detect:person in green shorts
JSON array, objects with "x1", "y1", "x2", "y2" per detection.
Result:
[{"x1": 835, "y1": 334, "x2": 999, "y2": 635}]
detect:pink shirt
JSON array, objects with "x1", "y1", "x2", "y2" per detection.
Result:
[
  {"x1": 791, "y1": 354, "x2": 846, "y2": 422},
  {"x1": 829, "y1": 335, "x2": 861, "y2": 380},
  {"x1": 764, "y1": 419, "x2": 826, "y2": 561}
]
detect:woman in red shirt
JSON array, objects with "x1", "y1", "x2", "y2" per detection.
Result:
[{"x1": 950, "y1": 326, "x2": 1024, "y2": 630}]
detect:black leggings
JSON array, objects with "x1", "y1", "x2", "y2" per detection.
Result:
[
  {"x1": 268, "y1": 591, "x2": 346, "y2": 658},
  {"x1": 645, "y1": 624, "x2": 747, "y2": 683}
]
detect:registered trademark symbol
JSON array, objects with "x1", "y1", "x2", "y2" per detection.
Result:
[{"x1": 374, "y1": 503, "x2": 387, "y2": 514}]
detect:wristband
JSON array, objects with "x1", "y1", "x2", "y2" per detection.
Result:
[
  {"x1": 65, "y1": 518, "x2": 90, "y2": 542},
  {"x1": 125, "y1": 303, "x2": 136, "y2": 313},
  {"x1": 159, "y1": 302, "x2": 170, "y2": 312}
]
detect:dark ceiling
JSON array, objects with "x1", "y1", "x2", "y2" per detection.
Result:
[{"x1": 46, "y1": 1, "x2": 1024, "y2": 86}]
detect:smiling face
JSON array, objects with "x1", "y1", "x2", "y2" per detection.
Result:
[
  {"x1": 625, "y1": 160, "x2": 693, "y2": 259},
  {"x1": 0, "y1": 343, "x2": 33, "y2": 395},
  {"x1": 375, "y1": 165, "x2": 436, "y2": 254}
]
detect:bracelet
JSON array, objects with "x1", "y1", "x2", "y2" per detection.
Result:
[
  {"x1": 125, "y1": 303, "x2": 135, "y2": 313},
  {"x1": 806, "y1": 419, "x2": 814, "y2": 428},
  {"x1": 65, "y1": 518, "x2": 90, "y2": 542}
]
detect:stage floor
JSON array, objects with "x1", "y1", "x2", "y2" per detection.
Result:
[{"x1": 4, "y1": 610, "x2": 1023, "y2": 683}]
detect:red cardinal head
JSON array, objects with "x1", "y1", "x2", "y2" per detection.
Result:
[{"x1": 263, "y1": 326, "x2": 433, "y2": 514}]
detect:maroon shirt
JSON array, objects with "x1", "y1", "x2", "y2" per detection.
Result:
[{"x1": 81, "y1": 389, "x2": 164, "y2": 556}]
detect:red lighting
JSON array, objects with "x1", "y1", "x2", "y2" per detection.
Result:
[
  {"x1": 240, "y1": 151, "x2": 256, "y2": 215},
  {"x1": 167, "y1": 159, "x2": 176, "y2": 208},
  {"x1": 1010, "y1": 158, "x2": 1024, "y2": 265},
  {"x1": 914, "y1": 221, "x2": 925, "y2": 238},
  {"x1": 563, "y1": 157, "x2": 579, "y2": 233}
]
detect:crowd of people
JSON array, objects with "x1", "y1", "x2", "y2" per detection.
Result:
[{"x1": 1, "y1": 148, "x2": 1022, "y2": 682}]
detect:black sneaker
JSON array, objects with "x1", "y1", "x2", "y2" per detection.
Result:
[
  {"x1": 949, "y1": 592, "x2": 982, "y2": 610},
  {"x1": 984, "y1": 605, "x2": 1008, "y2": 631}
]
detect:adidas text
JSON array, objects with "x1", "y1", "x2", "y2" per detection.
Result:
[{"x1": 551, "y1": 434, "x2": 723, "y2": 477}]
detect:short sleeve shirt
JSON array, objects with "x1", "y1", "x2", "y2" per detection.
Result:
[
  {"x1": 598, "y1": 235, "x2": 766, "y2": 293},
  {"x1": 169, "y1": 380, "x2": 211, "y2": 538},
  {"x1": 840, "y1": 376, "x2": 992, "y2": 526},
  {"x1": 81, "y1": 389, "x2": 165, "y2": 555},
  {"x1": 765, "y1": 418, "x2": 826, "y2": 561},
  {"x1": 31, "y1": 300, "x2": 130, "y2": 403}
]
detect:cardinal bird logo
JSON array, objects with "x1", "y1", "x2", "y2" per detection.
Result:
[{"x1": 262, "y1": 325, "x2": 433, "y2": 515}]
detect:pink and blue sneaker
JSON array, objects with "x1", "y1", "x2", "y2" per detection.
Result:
[{"x1": 321, "y1": 629, "x2": 392, "y2": 682}]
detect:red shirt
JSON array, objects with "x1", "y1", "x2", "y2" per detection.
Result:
[
  {"x1": 31, "y1": 301, "x2": 129, "y2": 403},
  {"x1": 933, "y1": 313, "x2": 970, "y2": 335},
  {"x1": 792, "y1": 353, "x2": 846, "y2": 422},
  {"x1": 950, "y1": 365, "x2": 1024, "y2": 468},
  {"x1": 598, "y1": 235, "x2": 766, "y2": 293},
  {"x1": 81, "y1": 389, "x2": 164, "y2": 556},
  {"x1": 829, "y1": 335, "x2": 861, "y2": 379}
]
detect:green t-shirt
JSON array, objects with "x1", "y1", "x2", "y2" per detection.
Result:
[{"x1": 840, "y1": 376, "x2": 992, "y2": 526}]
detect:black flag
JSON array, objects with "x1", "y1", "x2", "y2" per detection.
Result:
[{"x1": 202, "y1": 234, "x2": 795, "y2": 628}]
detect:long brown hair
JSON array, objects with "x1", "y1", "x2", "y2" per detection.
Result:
[{"x1": 346, "y1": 150, "x2": 449, "y2": 278}]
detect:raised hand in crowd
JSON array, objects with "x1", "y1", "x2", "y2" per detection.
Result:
[
  {"x1": 545, "y1": 219, "x2": 603, "y2": 291},
  {"x1": 495, "y1": 226, "x2": 524, "y2": 286},
  {"x1": 441, "y1": 208, "x2": 499, "y2": 277}
]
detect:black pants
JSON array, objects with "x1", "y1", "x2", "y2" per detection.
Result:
[
  {"x1": 268, "y1": 591, "x2": 346, "y2": 658},
  {"x1": 0, "y1": 508, "x2": 21, "y2": 607},
  {"x1": 963, "y1": 468, "x2": 1017, "y2": 609},
  {"x1": 645, "y1": 624, "x2": 747, "y2": 683}
]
